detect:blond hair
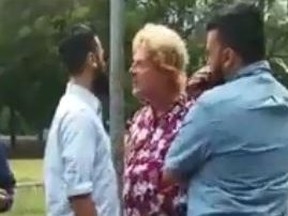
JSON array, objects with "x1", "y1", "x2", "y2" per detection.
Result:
[{"x1": 132, "y1": 23, "x2": 189, "y2": 72}]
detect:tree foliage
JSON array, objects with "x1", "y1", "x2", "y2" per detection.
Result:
[{"x1": 0, "y1": 0, "x2": 287, "y2": 141}]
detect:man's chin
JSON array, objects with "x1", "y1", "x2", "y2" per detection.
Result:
[
  {"x1": 132, "y1": 89, "x2": 147, "y2": 103},
  {"x1": 132, "y1": 88, "x2": 141, "y2": 98}
]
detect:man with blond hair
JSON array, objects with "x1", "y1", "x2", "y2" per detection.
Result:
[{"x1": 123, "y1": 23, "x2": 216, "y2": 216}]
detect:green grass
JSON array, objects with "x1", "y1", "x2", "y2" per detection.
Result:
[
  {"x1": 10, "y1": 159, "x2": 43, "y2": 183},
  {"x1": 3, "y1": 159, "x2": 45, "y2": 216}
]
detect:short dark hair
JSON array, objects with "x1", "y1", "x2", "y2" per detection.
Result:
[
  {"x1": 59, "y1": 24, "x2": 98, "y2": 74},
  {"x1": 207, "y1": 2, "x2": 265, "y2": 64}
]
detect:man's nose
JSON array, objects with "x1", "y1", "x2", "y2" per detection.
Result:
[{"x1": 129, "y1": 66, "x2": 136, "y2": 76}]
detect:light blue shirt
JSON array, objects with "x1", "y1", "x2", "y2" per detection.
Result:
[
  {"x1": 44, "y1": 81, "x2": 120, "y2": 216},
  {"x1": 165, "y1": 61, "x2": 288, "y2": 216}
]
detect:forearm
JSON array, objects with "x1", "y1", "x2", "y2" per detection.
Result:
[{"x1": 69, "y1": 194, "x2": 97, "y2": 216}]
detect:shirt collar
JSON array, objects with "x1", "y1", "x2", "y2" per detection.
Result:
[
  {"x1": 225, "y1": 60, "x2": 271, "y2": 82},
  {"x1": 65, "y1": 79, "x2": 102, "y2": 116}
]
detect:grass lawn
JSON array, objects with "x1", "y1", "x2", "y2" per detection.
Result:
[{"x1": 3, "y1": 159, "x2": 45, "y2": 216}]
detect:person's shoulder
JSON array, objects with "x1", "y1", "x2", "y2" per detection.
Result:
[
  {"x1": 126, "y1": 105, "x2": 150, "y2": 130},
  {"x1": 60, "y1": 94, "x2": 88, "y2": 111},
  {"x1": 53, "y1": 96, "x2": 92, "y2": 127},
  {"x1": 197, "y1": 83, "x2": 239, "y2": 109},
  {"x1": 0, "y1": 142, "x2": 6, "y2": 154},
  {"x1": 56, "y1": 94, "x2": 93, "y2": 120}
]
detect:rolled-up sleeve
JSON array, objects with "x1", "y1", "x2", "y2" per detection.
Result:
[
  {"x1": 60, "y1": 111, "x2": 98, "y2": 197},
  {"x1": 164, "y1": 101, "x2": 217, "y2": 179}
]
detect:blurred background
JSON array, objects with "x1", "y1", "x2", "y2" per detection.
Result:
[{"x1": 0, "y1": 0, "x2": 287, "y2": 215}]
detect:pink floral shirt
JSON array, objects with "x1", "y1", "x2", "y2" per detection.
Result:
[{"x1": 123, "y1": 95, "x2": 194, "y2": 216}]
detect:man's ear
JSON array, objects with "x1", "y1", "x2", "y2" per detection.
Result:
[
  {"x1": 222, "y1": 48, "x2": 235, "y2": 70},
  {"x1": 86, "y1": 52, "x2": 98, "y2": 68}
]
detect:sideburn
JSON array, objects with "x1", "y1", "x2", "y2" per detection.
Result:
[{"x1": 161, "y1": 69, "x2": 187, "y2": 96}]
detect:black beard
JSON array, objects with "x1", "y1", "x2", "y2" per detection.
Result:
[
  {"x1": 212, "y1": 64, "x2": 226, "y2": 86},
  {"x1": 91, "y1": 69, "x2": 109, "y2": 97},
  {"x1": 91, "y1": 67, "x2": 110, "y2": 132}
]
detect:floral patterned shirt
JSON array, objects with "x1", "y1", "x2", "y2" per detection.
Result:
[{"x1": 123, "y1": 95, "x2": 194, "y2": 216}]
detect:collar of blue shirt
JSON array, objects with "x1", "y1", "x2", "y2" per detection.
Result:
[
  {"x1": 65, "y1": 79, "x2": 102, "y2": 116},
  {"x1": 225, "y1": 60, "x2": 271, "y2": 82}
]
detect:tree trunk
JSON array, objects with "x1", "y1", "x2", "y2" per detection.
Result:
[{"x1": 9, "y1": 106, "x2": 16, "y2": 149}]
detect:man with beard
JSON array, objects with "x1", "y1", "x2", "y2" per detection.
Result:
[
  {"x1": 164, "y1": 2, "x2": 288, "y2": 216},
  {"x1": 44, "y1": 24, "x2": 120, "y2": 216}
]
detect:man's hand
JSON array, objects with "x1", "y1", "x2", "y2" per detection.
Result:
[
  {"x1": 69, "y1": 194, "x2": 97, "y2": 216},
  {"x1": 162, "y1": 169, "x2": 179, "y2": 188},
  {"x1": 0, "y1": 188, "x2": 12, "y2": 212},
  {"x1": 187, "y1": 65, "x2": 222, "y2": 98},
  {"x1": 188, "y1": 66, "x2": 212, "y2": 85}
]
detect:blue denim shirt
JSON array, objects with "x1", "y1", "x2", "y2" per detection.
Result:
[
  {"x1": 165, "y1": 61, "x2": 288, "y2": 216},
  {"x1": 44, "y1": 81, "x2": 120, "y2": 216}
]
